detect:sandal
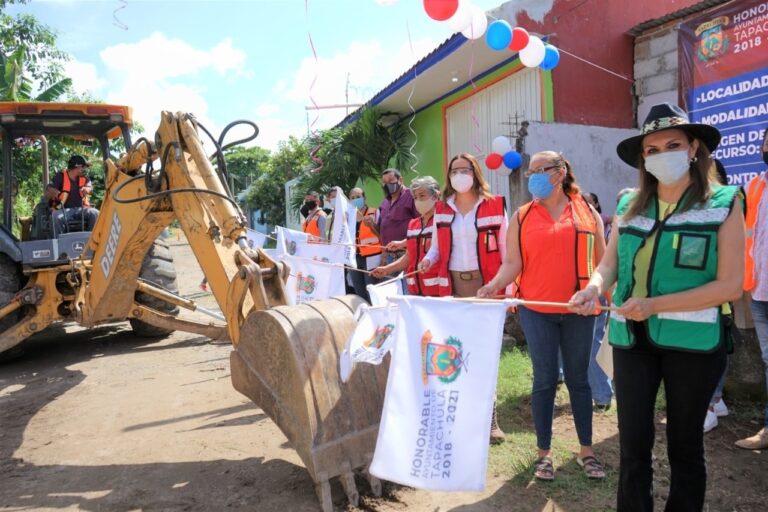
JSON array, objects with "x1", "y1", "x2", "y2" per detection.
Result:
[
  {"x1": 533, "y1": 457, "x2": 555, "y2": 481},
  {"x1": 577, "y1": 456, "x2": 606, "y2": 479}
]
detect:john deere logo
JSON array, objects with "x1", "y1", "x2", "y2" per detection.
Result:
[
  {"x1": 420, "y1": 330, "x2": 468, "y2": 385},
  {"x1": 363, "y1": 324, "x2": 394, "y2": 350},
  {"x1": 73, "y1": 241, "x2": 85, "y2": 253},
  {"x1": 695, "y1": 16, "x2": 729, "y2": 62},
  {"x1": 296, "y1": 272, "x2": 316, "y2": 294}
]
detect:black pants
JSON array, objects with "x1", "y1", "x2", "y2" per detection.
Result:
[{"x1": 614, "y1": 321, "x2": 726, "y2": 512}]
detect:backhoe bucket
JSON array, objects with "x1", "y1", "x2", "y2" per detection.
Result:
[{"x1": 230, "y1": 294, "x2": 389, "y2": 512}]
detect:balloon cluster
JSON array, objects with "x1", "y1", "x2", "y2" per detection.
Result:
[
  {"x1": 485, "y1": 136, "x2": 522, "y2": 172},
  {"x1": 486, "y1": 22, "x2": 560, "y2": 70},
  {"x1": 422, "y1": 1, "x2": 560, "y2": 70},
  {"x1": 423, "y1": 0, "x2": 488, "y2": 39}
]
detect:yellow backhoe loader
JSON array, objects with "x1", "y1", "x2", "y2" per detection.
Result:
[{"x1": 0, "y1": 102, "x2": 388, "y2": 511}]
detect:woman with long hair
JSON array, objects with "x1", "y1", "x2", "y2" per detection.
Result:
[
  {"x1": 569, "y1": 103, "x2": 744, "y2": 511},
  {"x1": 419, "y1": 152, "x2": 508, "y2": 443}
]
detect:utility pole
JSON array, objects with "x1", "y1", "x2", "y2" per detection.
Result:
[{"x1": 345, "y1": 72, "x2": 350, "y2": 116}]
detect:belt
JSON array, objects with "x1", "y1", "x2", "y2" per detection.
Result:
[{"x1": 451, "y1": 270, "x2": 481, "y2": 281}]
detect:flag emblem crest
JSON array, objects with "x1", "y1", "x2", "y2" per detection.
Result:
[
  {"x1": 420, "y1": 330, "x2": 467, "y2": 385},
  {"x1": 296, "y1": 272, "x2": 316, "y2": 294},
  {"x1": 363, "y1": 324, "x2": 395, "y2": 350}
]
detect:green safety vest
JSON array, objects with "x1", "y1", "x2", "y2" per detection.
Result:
[{"x1": 609, "y1": 184, "x2": 739, "y2": 352}]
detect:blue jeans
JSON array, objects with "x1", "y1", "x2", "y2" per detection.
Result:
[
  {"x1": 519, "y1": 306, "x2": 595, "y2": 450},
  {"x1": 588, "y1": 298, "x2": 613, "y2": 405},
  {"x1": 385, "y1": 251, "x2": 408, "y2": 295},
  {"x1": 751, "y1": 299, "x2": 768, "y2": 427}
]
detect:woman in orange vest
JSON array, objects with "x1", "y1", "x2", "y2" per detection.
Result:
[
  {"x1": 418, "y1": 152, "x2": 508, "y2": 443},
  {"x1": 371, "y1": 176, "x2": 441, "y2": 296},
  {"x1": 478, "y1": 151, "x2": 606, "y2": 481}
]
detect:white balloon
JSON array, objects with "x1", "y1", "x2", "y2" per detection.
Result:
[
  {"x1": 460, "y1": 4, "x2": 488, "y2": 40},
  {"x1": 491, "y1": 135, "x2": 512, "y2": 155},
  {"x1": 497, "y1": 166, "x2": 512, "y2": 177},
  {"x1": 445, "y1": 0, "x2": 473, "y2": 32},
  {"x1": 519, "y1": 35, "x2": 546, "y2": 67}
]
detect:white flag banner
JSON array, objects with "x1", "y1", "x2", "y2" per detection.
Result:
[
  {"x1": 283, "y1": 255, "x2": 344, "y2": 305},
  {"x1": 339, "y1": 304, "x2": 399, "y2": 383},
  {"x1": 276, "y1": 226, "x2": 309, "y2": 258},
  {"x1": 276, "y1": 226, "x2": 346, "y2": 263},
  {"x1": 244, "y1": 228, "x2": 266, "y2": 250},
  {"x1": 369, "y1": 296, "x2": 508, "y2": 492},
  {"x1": 367, "y1": 274, "x2": 403, "y2": 306},
  {"x1": 331, "y1": 187, "x2": 356, "y2": 267}
]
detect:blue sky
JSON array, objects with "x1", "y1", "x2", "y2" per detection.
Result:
[{"x1": 9, "y1": 0, "x2": 502, "y2": 150}]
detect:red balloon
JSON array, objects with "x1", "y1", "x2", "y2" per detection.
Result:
[
  {"x1": 423, "y1": 0, "x2": 459, "y2": 21},
  {"x1": 509, "y1": 27, "x2": 530, "y2": 52},
  {"x1": 485, "y1": 153, "x2": 503, "y2": 170}
]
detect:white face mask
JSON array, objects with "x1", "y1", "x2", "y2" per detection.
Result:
[
  {"x1": 450, "y1": 173, "x2": 474, "y2": 193},
  {"x1": 414, "y1": 198, "x2": 436, "y2": 215},
  {"x1": 644, "y1": 149, "x2": 691, "y2": 185}
]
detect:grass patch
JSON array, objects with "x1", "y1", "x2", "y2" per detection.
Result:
[{"x1": 488, "y1": 346, "x2": 618, "y2": 510}]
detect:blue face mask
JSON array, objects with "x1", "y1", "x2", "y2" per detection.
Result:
[
  {"x1": 528, "y1": 173, "x2": 555, "y2": 199},
  {"x1": 350, "y1": 197, "x2": 365, "y2": 209}
]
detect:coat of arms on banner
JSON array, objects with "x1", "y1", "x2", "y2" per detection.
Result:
[
  {"x1": 340, "y1": 305, "x2": 398, "y2": 382},
  {"x1": 695, "y1": 16, "x2": 729, "y2": 62},
  {"x1": 421, "y1": 330, "x2": 468, "y2": 385}
]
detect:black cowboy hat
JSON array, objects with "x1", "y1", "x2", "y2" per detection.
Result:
[{"x1": 616, "y1": 103, "x2": 721, "y2": 168}]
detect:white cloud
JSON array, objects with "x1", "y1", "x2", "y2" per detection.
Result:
[
  {"x1": 255, "y1": 103, "x2": 280, "y2": 118},
  {"x1": 64, "y1": 59, "x2": 108, "y2": 95},
  {"x1": 282, "y1": 36, "x2": 439, "y2": 128}
]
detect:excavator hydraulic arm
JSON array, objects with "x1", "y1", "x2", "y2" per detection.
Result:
[{"x1": 98, "y1": 112, "x2": 389, "y2": 511}]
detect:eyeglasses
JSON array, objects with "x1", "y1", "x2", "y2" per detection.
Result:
[
  {"x1": 448, "y1": 167, "x2": 474, "y2": 176},
  {"x1": 525, "y1": 164, "x2": 561, "y2": 177}
]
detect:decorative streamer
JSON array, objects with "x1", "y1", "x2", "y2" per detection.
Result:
[
  {"x1": 468, "y1": 36, "x2": 482, "y2": 157},
  {"x1": 113, "y1": 0, "x2": 128, "y2": 30},
  {"x1": 558, "y1": 47, "x2": 634, "y2": 83},
  {"x1": 305, "y1": 0, "x2": 324, "y2": 172},
  {"x1": 405, "y1": 21, "x2": 420, "y2": 176}
]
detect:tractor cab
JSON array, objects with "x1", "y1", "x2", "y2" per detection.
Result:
[{"x1": 0, "y1": 102, "x2": 133, "y2": 266}]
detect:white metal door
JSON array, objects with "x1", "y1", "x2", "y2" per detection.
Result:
[{"x1": 446, "y1": 68, "x2": 542, "y2": 206}]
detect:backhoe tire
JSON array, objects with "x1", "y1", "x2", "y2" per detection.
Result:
[
  {"x1": 0, "y1": 253, "x2": 24, "y2": 361},
  {"x1": 129, "y1": 239, "x2": 180, "y2": 338}
]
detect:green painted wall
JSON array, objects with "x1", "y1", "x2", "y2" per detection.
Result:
[{"x1": 362, "y1": 58, "x2": 554, "y2": 205}]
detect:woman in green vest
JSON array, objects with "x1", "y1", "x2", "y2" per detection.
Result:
[{"x1": 569, "y1": 103, "x2": 744, "y2": 512}]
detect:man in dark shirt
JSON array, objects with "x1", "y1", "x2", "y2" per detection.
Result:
[
  {"x1": 377, "y1": 168, "x2": 417, "y2": 289},
  {"x1": 44, "y1": 154, "x2": 100, "y2": 233}
]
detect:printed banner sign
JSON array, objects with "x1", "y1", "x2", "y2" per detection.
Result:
[
  {"x1": 679, "y1": 0, "x2": 768, "y2": 185},
  {"x1": 339, "y1": 304, "x2": 399, "y2": 383},
  {"x1": 369, "y1": 296, "x2": 508, "y2": 491},
  {"x1": 283, "y1": 255, "x2": 344, "y2": 305},
  {"x1": 276, "y1": 226, "x2": 346, "y2": 263}
]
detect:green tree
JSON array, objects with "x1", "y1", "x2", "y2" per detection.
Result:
[
  {"x1": 246, "y1": 136, "x2": 310, "y2": 227},
  {"x1": 293, "y1": 107, "x2": 412, "y2": 204},
  {"x1": 223, "y1": 145, "x2": 271, "y2": 197},
  {"x1": 0, "y1": 45, "x2": 71, "y2": 101}
]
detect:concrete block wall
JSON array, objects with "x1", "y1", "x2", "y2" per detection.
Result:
[{"x1": 634, "y1": 26, "x2": 681, "y2": 124}]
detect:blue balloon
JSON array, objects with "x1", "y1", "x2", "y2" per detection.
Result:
[
  {"x1": 485, "y1": 20, "x2": 512, "y2": 51},
  {"x1": 540, "y1": 44, "x2": 561, "y2": 71},
  {"x1": 503, "y1": 150, "x2": 522, "y2": 170}
]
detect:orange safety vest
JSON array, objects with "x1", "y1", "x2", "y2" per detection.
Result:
[
  {"x1": 406, "y1": 215, "x2": 442, "y2": 296},
  {"x1": 745, "y1": 174, "x2": 766, "y2": 292},
  {"x1": 517, "y1": 194, "x2": 597, "y2": 310},
  {"x1": 52, "y1": 170, "x2": 90, "y2": 209},
  {"x1": 302, "y1": 209, "x2": 325, "y2": 239},
  {"x1": 434, "y1": 196, "x2": 506, "y2": 296},
  {"x1": 357, "y1": 207, "x2": 382, "y2": 257}
]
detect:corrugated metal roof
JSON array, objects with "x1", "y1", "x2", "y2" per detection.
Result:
[{"x1": 628, "y1": 0, "x2": 730, "y2": 36}]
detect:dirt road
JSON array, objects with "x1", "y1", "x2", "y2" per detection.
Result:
[{"x1": 1, "y1": 239, "x2": 766, "y2": 512}]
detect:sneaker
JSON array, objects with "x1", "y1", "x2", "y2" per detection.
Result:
[
  {"x1": 703, "y1": 409, "x2": 718, "y2": 433},
  {"x1": 594, "y1": 401, "x2": 611, "y2": 412},
  {"x1": 712, "y1": 398, "x2": 729, "y2": 417},
  {"x1": 735, "y1": 427, "x2": 768, "y2": 450}
]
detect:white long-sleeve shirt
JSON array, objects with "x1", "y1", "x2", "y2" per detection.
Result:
[{"x1": 424, "y1": 195, "x2": 508, "y2": 272}]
